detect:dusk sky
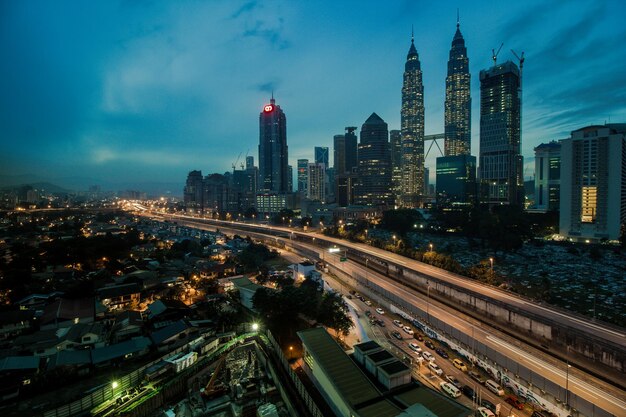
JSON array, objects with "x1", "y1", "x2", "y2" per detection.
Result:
[{"x1": 1, "y1": 0, "x2": 625, "y2": 194}]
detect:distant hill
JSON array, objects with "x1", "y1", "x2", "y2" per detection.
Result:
[{"x1": 0, "y1": 181, "x2": 73, "y2": 194}]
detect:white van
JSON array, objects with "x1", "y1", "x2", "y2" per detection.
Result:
[
  {"x1": 439, "y1": 382, "x2": 461, "y2": 398},
  {"x1": 422, "y1": 351, "x2": 434, "y2": 362},
  {"x1": 485, "y1": 379, "x2": 505, "y2": 396}
]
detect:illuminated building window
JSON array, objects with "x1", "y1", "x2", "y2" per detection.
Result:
[{"x1": 581, "y1": 186, "x2": 597, "y2": 223}]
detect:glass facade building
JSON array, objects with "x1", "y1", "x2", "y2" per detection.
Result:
[{"x1": 356, "y1": 113, "x2": 393, "y2": 207}]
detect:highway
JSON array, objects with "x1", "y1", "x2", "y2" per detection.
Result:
[{"x1": 131, "y1": 208, "x2": 626, "y2": 416}]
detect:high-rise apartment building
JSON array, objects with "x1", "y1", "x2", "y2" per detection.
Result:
[
  {"x1": 258, "y1": 96, "x2": 289, "y2": 193},
  {"x1": 534, "y1": 141, "x2": 561, "y2": 211},
  {"x1": 297, "y1": 159, "x2": 309, "y2": 193},
  {"x1": 401, "y1": 32, "x2": 425, "y2": 207},
  {"x1": 307, "y1": 162, "x2": 326, "y2": 202},
  {"x1": 390, "y1": 129, "x2": 403, "y2": 202},
  {"x1": 479, "y1": 61, "x2": 523, "y2": 206},
  {"x1": 356, "y1": 113, "x2": 393, "y2": 207},
  {"x1": 184, "y1": 170, "x2": 204, "y2": 211},
  {"x1": 559, "y1": 124, "x2": 626, "y2": 241},
  {"x1": 444, "y1": 19, "x2": 471, "y2": 156}
]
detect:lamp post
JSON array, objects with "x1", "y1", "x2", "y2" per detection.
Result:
[
  {"x1": 429, "y1": 243, "x2": 433, "y2": 252},
  {"x1": 392, "y1": 235, "x2": 397, "y2": 247},
  {"x1": 565, "y1": 345, "x2": 572, "y2": 409},
  {"x1": 489, "y1": 257, "x2": 494, "y2": 280}
]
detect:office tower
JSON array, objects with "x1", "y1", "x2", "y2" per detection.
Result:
[
  {"x1": 390, "y1": 129, "x2": 403, "y2": 202},
  {"x1": 444, "y1": 18, "x2": 471, "y2": 156},
  {"x1": 246, "y1": 156, "x2": 254, "y2": 170},
  {"x1": 287, "y1": 165, "x2": 293, "y2": 192},
  {"x1": 184, "y1": 170, "x2": 204, "y2": 211},
  {"x1": 559, "y1": 124, "x2": 626, "y2": 241},
  {"x1": 297, "y1": 159, "x2": 309, "y2": 193},
  {"x1": 401, "y1": 31, "x2": 425, "y2": 207},
  {"x1": 315, "y1": 146, "x2": 329, "y2": 167},
  {"x1": 325, "y1": 167, "x2": 335, "y2": 203},
  {"x1": 333, "y1": 135, "x2": 346, "y2": 174},
  {"x1": 356, "y1": 113, "x2": 393, "y2": 207},
  {"x1": 336, "y1": 173, "x2": 357, "y2": 207},
  {"x1": 534, "y1": 141, "x2": 561, "y2": 212},
  {"x1": 344, "y1": 127, "x2": 358, "y2": 173},
  {"x1": 479, "y1": 61, "x2": 523, "y2": 206},
  {"x1": 424, "y1": 167, "x2": 430, "y2": 195},
  {"x1": 258, "y1": 96, "x2": 289, "y2": 192},
  {"x1": 307, "y1": 162, "x2": 326, "y2": 202},
  {"x1": 436, "y1": 155, "x2": 477, "y2": 206}
]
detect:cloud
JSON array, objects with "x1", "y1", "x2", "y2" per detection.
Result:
[{"x1": 231, "y1": 1, "x2": 258, "y2": 18}]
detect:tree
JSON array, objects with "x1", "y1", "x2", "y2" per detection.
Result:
[{"x1": 317, "y1": 292, "x2": 353, "y2": 336}]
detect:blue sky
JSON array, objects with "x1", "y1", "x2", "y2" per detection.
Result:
[{"x1": 1, "y1": 0, "x2": 625, "y2": 193}]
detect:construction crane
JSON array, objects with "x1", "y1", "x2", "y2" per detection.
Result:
[
  {"x1": 492, "y1": 43, "x2": 504, "y2": 66},
  {"x1": 511, "y1": 49, "x2": 525, "y2": 75},
  {"x1": 232, "y1": 152, "x2": 242, "y2": 171},
  {"x1": 202, "y1": 355, "x2": 226, "y2": 398}
]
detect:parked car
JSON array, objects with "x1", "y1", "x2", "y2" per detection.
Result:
[
  {"x1": 439, "y1": 382, "x2": 461, "y2": 398},
  {"x1": 414, "y1": 334, "x2": 424, "y2": 341},
  {"x1": 402, "y1": 326, "x2": 414, "y2": 335},
  {"x1": 365, "y1": 310, "x2": 371, "y2": 317},
  {"x1": 408, "y1": 342, "x2": 422, "y2": 353},
  {"x1": 369, "y1": 319, "x2": 377, "y2": 325},
  {"x1": 376, "y1": 308, "x2": 385, "y2": 315},
  {"x1": 392, "y1": 331, "x2": 403, "y2": 340},
  {"x1": 480, "y1": 399, "x2": 496, "y2": 413},
  {"x1": 425, "y1": 340, "x2": 435, "y2": 349},
  {"x1": 506, "y1": 395, "x2": 524, "y2": 410},
  {"x1": 393, "y1": 320, "x2": 403, "y2": 327},
  {"x1": 469, "y1": 371, "x2": 485, "y2": 384},
  {"x1": 461, "y1": 385, "x2": 477, "y2": 401},
  {"x1": 477, "y1": 407, "x2": 495, "y2": 417},
  {"x1": 435, "y1": 348, "x2": 449, "y2": 359},
  {"x1": 428, "y1": 362, "x2": 443, "y2": 376},
  {"x1": 445, "y1": 375, "x2": 461, "y2": 388},
  {"x1": 485, "y1": 379, "x2": 505, "y2": 396},
  {"x1": 422, "y1": 351, "x2": 434, "y2": 362},
  {"x1": 452, "y1": 358, "x2": 467, "y2": 372},
  {"x1": 376, "y1": 319, "x2": 385, "y2": 327},
  {"x1": 364, "y1": 300, "x2": 372, "y2": 306}
]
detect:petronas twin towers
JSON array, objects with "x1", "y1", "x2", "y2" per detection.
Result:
[{"x1": 400, "y1": 20, "x2": 471, "y2": 207}]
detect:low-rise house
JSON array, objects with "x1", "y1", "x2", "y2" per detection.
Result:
[
  {"x1": 0, "y1": 310, "x2": 35, "y2": 340},
  {"x1": 0, "y1": 356, "x2": 42, "y2": 402},
  {"x1": 146, "y1": 299, "x2": 192, "y2": 329},
  {"x1": 291, "y1": 261, "x2": 315, "y2": 282},
  {"x1": 150, "y1": 320, "x2": 197, "y2": 352},
  {"x1": 111, "y1": 310, "x2": 144, "y2": 342},
  {"x1": 13, "y1": 329, "x2": 62, "y2": 357},
  {"x1": 40, "y1": 297, "x2": 95, "y2": 330},
  {"x1": 91, "y1": 336, "x2": 152, "y2": 367},
  {"x1": 47, "y1": 349, "x2": 92, "y2": 376},
  {"x1": 15, "y1": 292, "x2": 64, "y2": 311},
  {"x1": 60, "y1": 322, "x2": 106, "y2": 349},
  {"x1": 230, "y1": 277, "x2": 263, "y2": 311},
  {"x1": 97, "y1": 283, "x2": 141, "y2": 310}
]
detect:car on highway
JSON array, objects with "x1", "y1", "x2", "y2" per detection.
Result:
[
  {"x1": 428, "y1": 362, "x2": 443, "y2": 376},
  {"x1": 414, "y1": 334, "x2": 424, "y2": 341},
  {"x1": 439, "y1": 382, "x2": 461, "y2": 398},
  {"x1": 480, "y1": 399, "x2": 496, "y2": 414},
  {"x1": 469, "y1": 370, "x2": 485, "y2": 384},
  {"x1": 364, "y1": 300, "x2": 372, "y2": 306},
  {"x1": 452, "y1": 358, "x2": 467, "y2": 372},
  {"x1": 391, "y1": 331, "x2": 403, "y2": 340},
  {"x1": 435, "y1": 348, "x2": 449, "y2": 359},
  {"x1": 365, "y1": 311, "x2": 371, "y2": 317},
  {"x1": 425, "y1": 340, "x2": 435, "y2": 349},
  {"x1": 408, "y1": 342, "x2": 422, "y2": 353},
  {"x1": 505, "y1": 395, "x2": 524, "y2": 410},
  {"x1": 376, "y1": 319, "x2": 385, "y2": 327},
  {"x1": 376, "y1": 308, "x2": 384, "y2": 315},
  {"x1": 393, "y1": 320, "x2": 403, "y2": 327},
  {"x1": 461, "y1": 385, "x2": 477, "y2": 401},
  {"x1": 445, "y1": 375, "x2": 461, "y2": 388},
  {"x1": 422, "y1": 351, "x2": 434, "y2": 362},
  {"x1": 403, "y1": 326, "x2": 414, "y2": 335},
  {"x1": 477, "y1": 407, "x2": 495, "y2": 417}
]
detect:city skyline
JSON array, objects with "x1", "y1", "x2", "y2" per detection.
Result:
[{"x1": 1, "y1": 0, "x2": 626, "y2": 194}]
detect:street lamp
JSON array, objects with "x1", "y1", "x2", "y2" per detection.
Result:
[
  {"x1": 489, "y1": 257, "x2": 494, "y2": 279},
  {"x1": 429, "y1": 243, "x2": 433, "y2": 252},
  {"x1": 251, "y1": 322, "x2": 259, "y2": 332},
  {"x1": 565, "y1": 362, "x2": 572, "y2": 408},
  {"x1": 392, "y1": 235, "x2": 397, "y2": 246}
]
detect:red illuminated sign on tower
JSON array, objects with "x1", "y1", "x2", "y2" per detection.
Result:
[{"x1": 263, "y1": 104, "x2": 274, "y2": 112}]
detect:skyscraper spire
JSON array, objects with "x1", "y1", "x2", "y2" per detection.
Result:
[
  {"x1": 401, "y1": 28, "x2": 425, "y2": 207},
  {"x1": 445, "y1": 11, "x2": 471, "y2": 157}
]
